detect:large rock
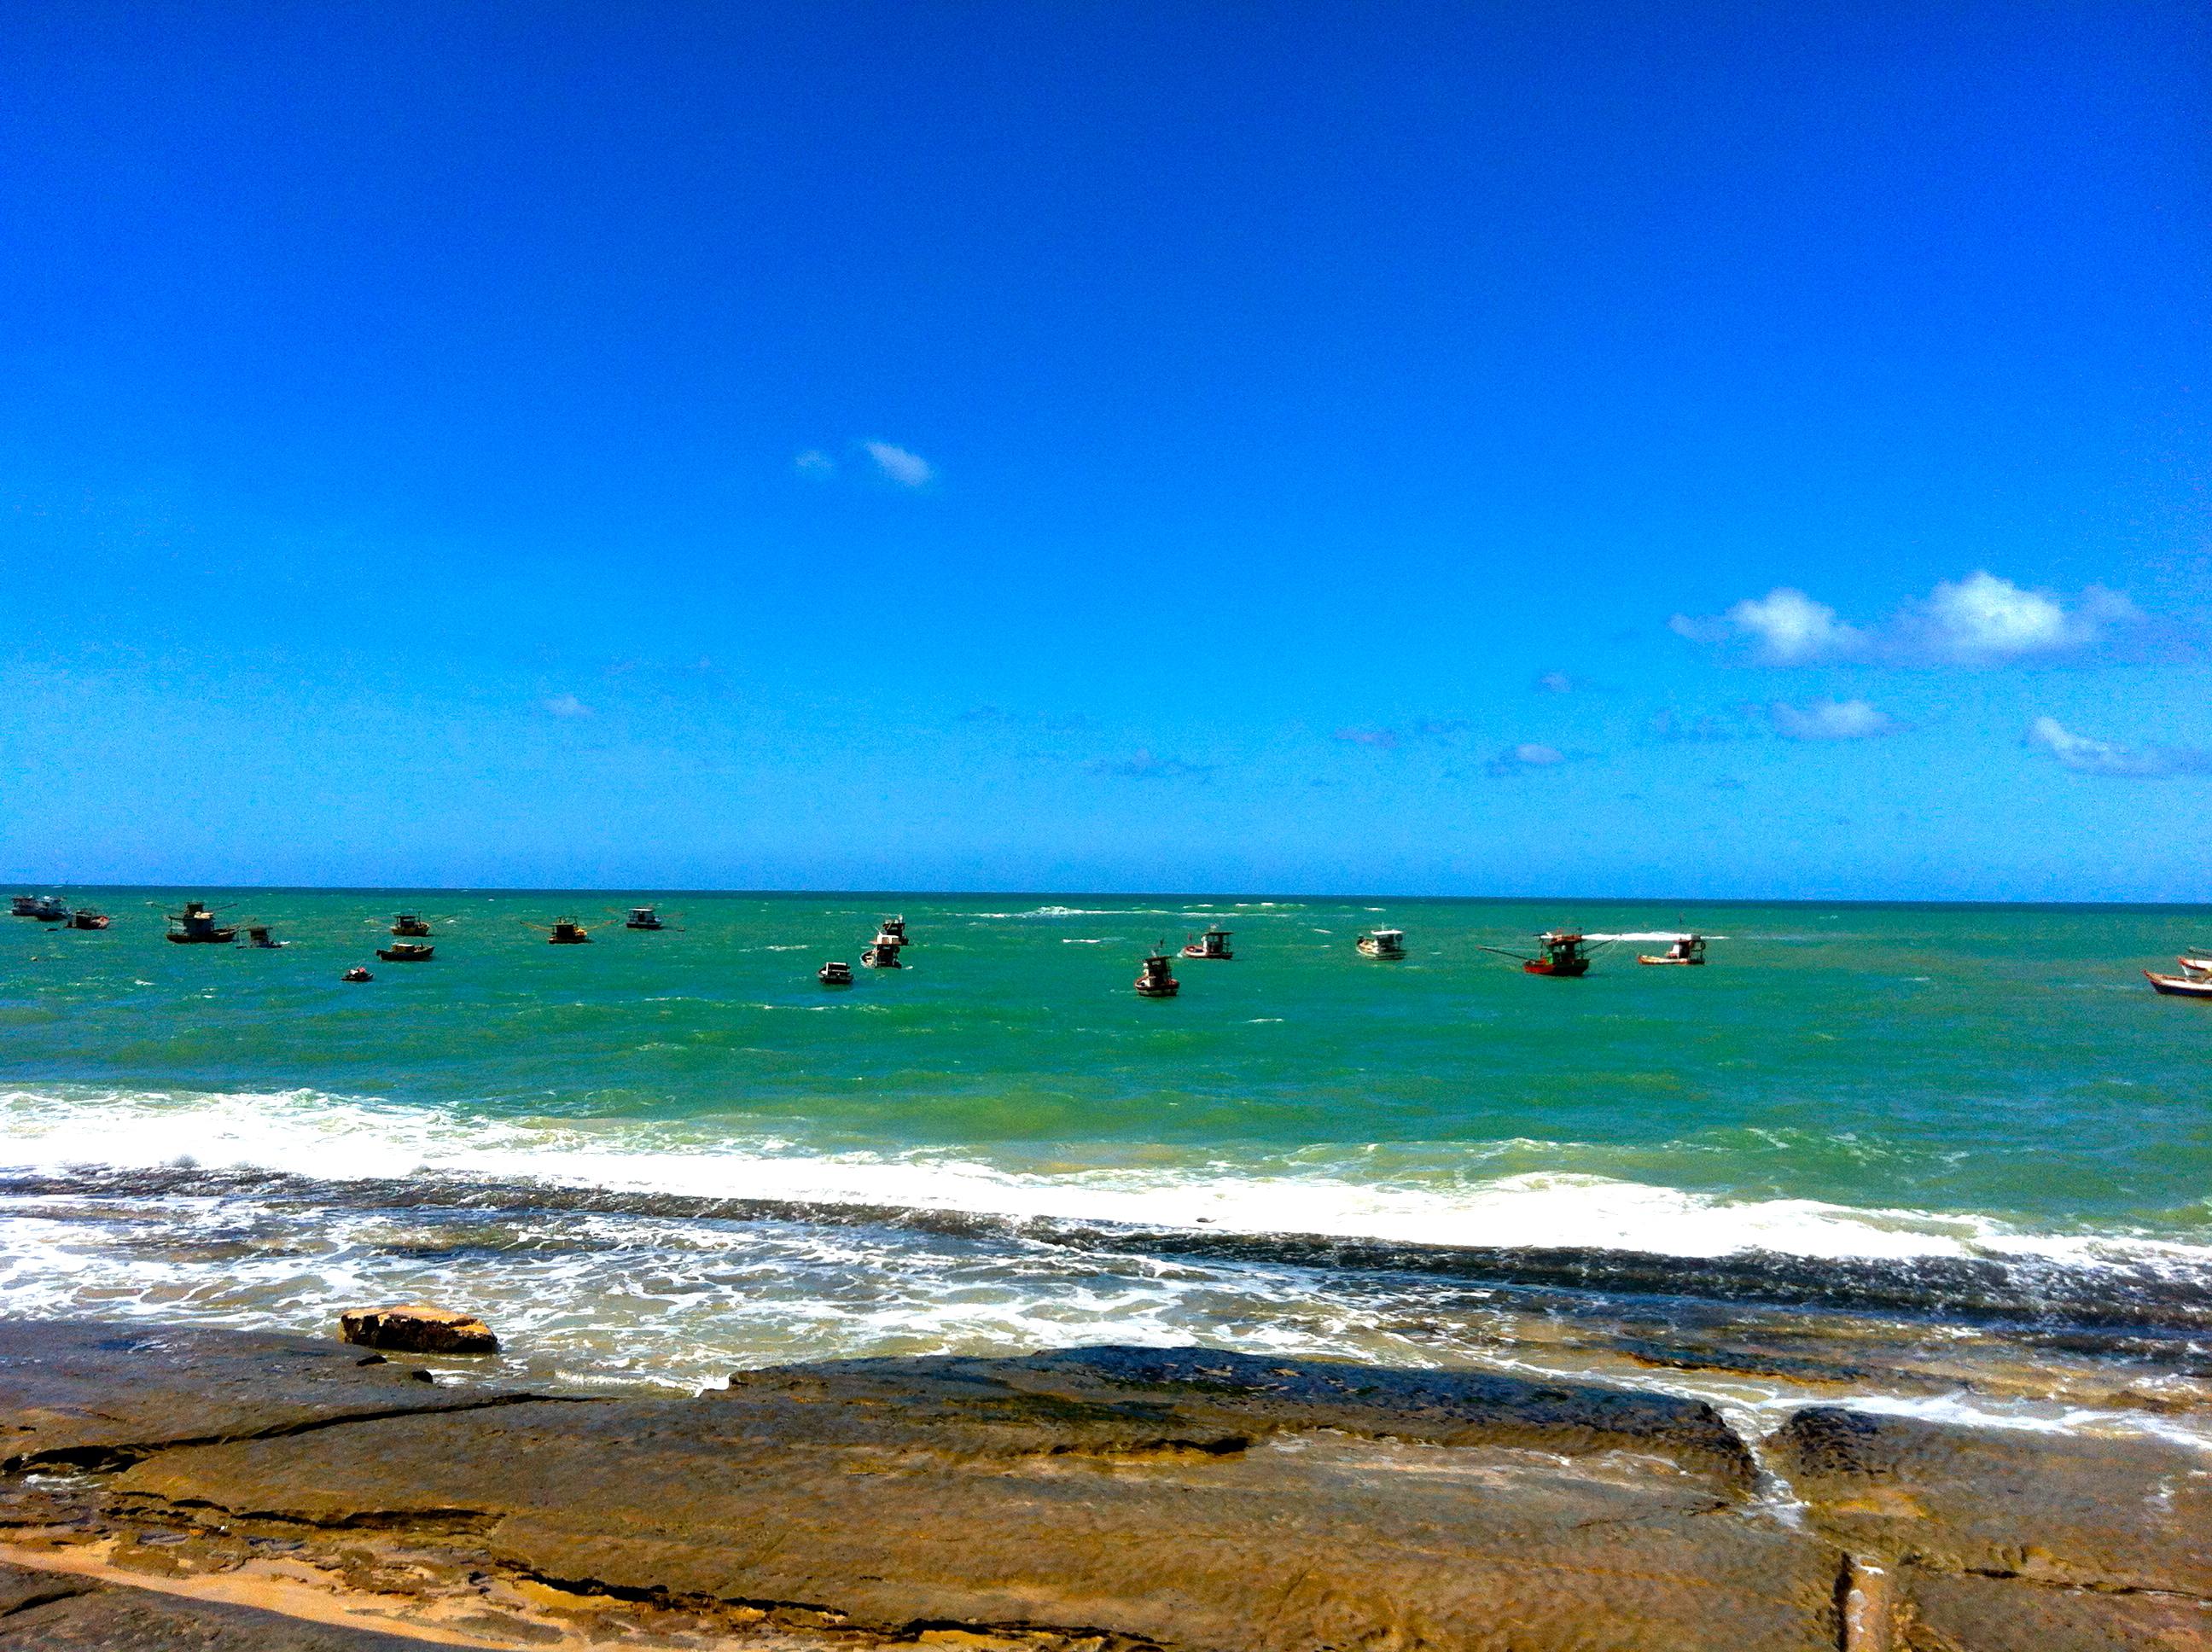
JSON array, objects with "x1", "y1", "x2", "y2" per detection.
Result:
[
  {"x1": 335, "y1": 1306, "x2": 498, "y2": 1357},
  {"x1": 1895, "y1": 1567, "x2": 2212, "y2": 1651},
  {"x1": 1767, "y1": 1405, "x2": 2212, "y2": 1598},
  {"x1": 0, "y1": 1320, "x2": 530, "y2": 1471},
  {"x1": 114, "y1": 1346, "x2": 1845, "y2": 1652}
]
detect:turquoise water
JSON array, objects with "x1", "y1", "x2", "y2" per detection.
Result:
[{"x1": 1, "y1": 889, "x2": 2208, "y2": 1398}]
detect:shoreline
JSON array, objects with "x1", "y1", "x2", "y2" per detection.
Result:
[{"x1": 0, "y1": 1317, "x2": 2205, "y2": 1649}]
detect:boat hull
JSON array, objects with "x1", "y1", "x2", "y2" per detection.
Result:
[
  {"x1": 2145, "y1": 970, "x2": 2212, "y2": 998},
  {"x1": 1638, "y1": 955, "x2": 1703, "y2": 966},
  {"x1": 1523, "y1": 958, "x2": 1589, "y2": 977},
  {"x1": 1134, "y1": 983, "x2": 1179, "y2": 997},
  {"x1": 376, "y1": 947, "x2": 434, "y2": 963},
  {"x1": 166, "y1": 931, "x2": 236, "y2": 945}
]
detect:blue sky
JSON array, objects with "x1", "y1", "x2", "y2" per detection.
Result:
[{"x1": 2, "y1": 3, "x2": 2206, "y2": 899}]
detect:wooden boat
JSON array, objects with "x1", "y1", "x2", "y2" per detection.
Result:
[
  {"x1": 1135, "y1": 948, "x2": 1179, "y2": 998},
  {"x1": 1522, "y1": 932, "x2": 1591, "y2": 977},
  {"x1": 872, "y1": 916, "x2": 910, "y2": 949},
  {"x1": 244, "y1": 926, "x2": 287, "y2": 949},
  {"x1": 1181, "y1": 928, "x2": 1233, "y2": 960},
  {"x1": 342, "y1": 967, "x2": 373, "y2": 983},
  {"x1": 67, "y1": 910, "x2": 109, "y2": 930},
  {"x1": 28, "y1": 896, "x2": 68, "y2": 922},
  {"x1": 2145, "y1": 969, "x2": 2212, "y2": 999},
  {"x1": 376, "y1": 941, "x2": 434, "y2": 962},
  {"x1": 1356, "y1": 929, "x2": 1406, "y2": 959},
  {"x1": 625, "y1": 906, "x2": 665, "y2": 931},
  {"x1": 1639, "y1": 934, "x2": 1707, "y2": 966},
  {"x1": 8, "y1": 897, "x2": 40, "y2": 917},
  {"x1": 818, "y1": 960, "x2": 853, "y2": 986},
  {"x1": 541, "y1": 918, "x2": 591, "y2": 945},
  {"x1": 2178, "y1": 951, "x2": 2212, "y2": 975},
  {"x1": 861, "y1": 944, "x2": 903, "y2": 969},
  {"x1": 166, "y1": 902, "x2": 237, "y2": 945},
  {"x1": 391, "y1": 915, "x2": 432, "y2": 937}
]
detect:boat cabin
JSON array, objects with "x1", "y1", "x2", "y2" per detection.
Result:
[
  {"x1": 547, "y1": 918, "x2": 591, "y2": 945},
  {"x1": 1181, "y1": 928, "x2": 1233, "y2": 960},
  {"x1": 391, "y1": 915, "x2": 432, "y2": 937},
  {"x1": 861, "y1": 943, "x2": 903, "y2": 969},
  {"x1": 67, "y1": 910, "x2": 109, "y2": 930},
  {"x1": 245, "y1": 927, "x2": 286, "y2": 949},
  {"x1": 28, "y1": 896, "x2": 68, "y2": 922},
  {"x1": 377, "y1": 940, "x2": 434, "y2": 962},
  {"x1": 819, "y1": 960, "x2": 854, "y2": 986},
  {"x1": 166, "y1": 902, "x2": 237, "y2": 945},
  {"x1": 9, "y1": 897, "x2": 39, "y2": 917},
  {"x1": 626, "y1": 907, "x2": 664, "y2": 930},
  {"x1": 873, "y1": 916, "x2": 910, "y2": 948},
  {"x1": 1357, "y1": 929, "x2": 1406, "y2": 959}
]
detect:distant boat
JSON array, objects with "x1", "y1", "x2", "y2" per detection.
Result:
[
  {"x1": 391, "y1": 915, "x2": 432, "y2": 937},
  {"x1": 1135, "y1": 946, "x2": 1179, "y2": 998},
  {"x1": 1520, "y1": 932, "x2": 1591, "y2": 977},
  {"x1": 872, "y1": 916, "x2": 910, "y2": 948},
  {"x1": 8, "y1": 897, "x2": 41, "y2": 917},
  {"x1": 27, "y1": 896, "x2": 68, "y2": 923},
  {"x1": 625, "y1": 906, "x2": 665, "y2": 931},
  {"x1": 1181, "y1": 928, "x2": 1233, "y2": 961},
  {"x1": 818, "y1": 960, "x2": 853, "y2": 986},
  {"x1": 2145, "y1": 969, "x2": 2212, "y2": 999},
  {"x1": 166, "y1": 902, "x2": 237, "y2": 945},
  {"x1": 376, "y1": 941, "x2": 434, "y2": 963},
  {"x1": 243, "y1": 926, "x2": 287, "y2": 949},
  {"x1": 1639, "y1": 934, "x2": 1708, "y2": 966},
  {"x1": 67, "y1": 910, "x2": 109, "y2": 930},
  {"x1": 342, "y1": 966, "x2": 373, "y2": 983},
  {"x1": 1356, "y1": 928, "x2": 1405, "y2": 960},
  {"x1": 861, "y1": 943, "x2": 903, "y2": 969},
  {"x1": 2178, "y1": 950, "x2": 2212, "y2": 975},
  {"x1": 532, "y1": 918, "x2": 591, "y2": 945}
]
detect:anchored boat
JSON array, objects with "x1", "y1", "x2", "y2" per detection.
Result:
[
  {"x1": 1135, "y1": 946, "x2": 1180, "y2": 998},
  {"x1": 818, "y1": 960, "x2": 853, "y2": 986},
  {"x1": 391, "y1": 915, "x2": 433, "y2": 938},
  {"x1": 1181, "y1": 928, "x2": 1233, "y2": 961},
  {"x1": 625, "y1": 906, "x2": 666, "y2": 931},
  {"x1": 1356, "y1": 928, "x2": 1406, "y2": 960},
  {"x1": 27, "y1": 896, "x2": 68, "y2": 922},
  {"x1": 244, "y1": 927, "x2": 287, "y2": 949},
  {"x1": 2145, "y1": 969, "x2": 2212, "y2": 999},
  {"x1": 67, "y1": 910, "x2": 109, "y2": 930},
  {"x1": 861, "y1": 943, "x2": 903, "y2": 969},
  {"x1": 342, "y1": 967, "x2": 373, "y2": 983},
  {"x1": 8, "y1": 897, "x2": 40, "y2": 917},
  {"x1": 376, "y1": 941, "x2": 434, "y2": 962},
  {"x1": 533, "y1": 918, "x2": 591, "y2": 945},
  {"x1": 873, "y1": 916, "x2": 910, "y2": 948},
  {"x1": 1638, "y1": 934, "x2": 1708, "y2": 966},
  {"x1": 1484, "y1": 930, "x2": 1592, "y2": 976},
  {"x1": 166, "y1": 902, "x2": 237, "y2": 945}
]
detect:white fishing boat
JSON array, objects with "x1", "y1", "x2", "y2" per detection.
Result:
[{"x1": 1356, "y1": 929, "x2": 1406, "y2": 959}]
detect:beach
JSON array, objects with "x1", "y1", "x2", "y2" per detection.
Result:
[{"x1": 1, "y1": 891, "x2": 2209, "y2": 1644}]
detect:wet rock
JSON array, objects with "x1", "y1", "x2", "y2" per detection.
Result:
[
  {"x1": 1767, "y1": 1405, "x2": 2212, "y2": 1598},
  {"x1": 336, "y1": 1306, "x2": 498, "y2": 1357},
  {"x1": 0, "y1": 1561, "x2": 474, "y2": 1647},
  {"x1": 0, "y1": 1319, "x2": 528, "y2": 1469},
  {"x1": 116, "y1": 1347, "x2": 1843, "y2": 1652},
  {"x1": 1896, "y1": 1567, "x2": 2212, "y2": 1651}
]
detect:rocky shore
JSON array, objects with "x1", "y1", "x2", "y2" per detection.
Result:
[{"x1": 0, "y1": 1318, "x2": 2204, "y2": 1649}]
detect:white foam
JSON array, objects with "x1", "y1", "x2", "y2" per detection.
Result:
[{"x1": 1, "y1": 1085, "x2": 2205, "y2": 1274}]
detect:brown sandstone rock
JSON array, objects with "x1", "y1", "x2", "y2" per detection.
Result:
[
  {"x1": 114, "y1": 1347, "x2": 1844, "y2": 1652},
  {"x1": 337, "y1": 1306, "x2": 498, "y2": 1357},
  {"x1": 0, "y1": 1560, "x2": 478, "y2": 1647},
  {"x1": 1895, "y1": 1566, "x2": 2212, "y2": 1650}
]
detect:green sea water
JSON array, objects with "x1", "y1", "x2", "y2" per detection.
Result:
[{"x1": 1, "y1": 889, "x2": 2208, "y2": 1398}]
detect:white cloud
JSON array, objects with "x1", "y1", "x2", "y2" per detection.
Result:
[
  {"x1": 1913, "y1": 572, "x2": 2108, "y2": 660},
  {"x1": 1672, "y1": 587, "x2": 1862, "y2": 663},
  {"x1": 542, "y1": 694, "x2": 591, "y2": 719},
  {"x1": 2022, "y1": 716, "x2": 2203, "y2": 778},
  {"x1": 864, "y1": 441, "x2": 934, "y2": 487},
  {"x1": 793, "y1": 450, "x2": 835, "y2": 477},
  {"x1": 1770, "y1": 698, "x2": 1895, "y2": 740},
  {"x1": 1676, "y1": 573, "x2": 2145, "y2": 667},
  {"x1": 1483, "y1": 742, "x2": 1570, "y2": 777}
]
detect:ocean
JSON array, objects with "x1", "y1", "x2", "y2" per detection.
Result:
[{"x1": 3, "y1": 890, "x2": 2208, "y2": 1443}]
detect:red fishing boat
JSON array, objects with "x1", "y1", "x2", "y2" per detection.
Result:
[{"x1": 1519, "y1": 932, "x2": 1591, "y2": 977}]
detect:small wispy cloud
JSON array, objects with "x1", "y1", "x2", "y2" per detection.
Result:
[
  {"x1": 1674, "y1": 573, "x2": 2143, "y2": 667},
  {"x1": 1649, "y1": 708, "x2": 1753, "y2": 744},
  {"x1": 1332, "y1": 727, "x2": 1401, "y2": 749},
  {"x1": 1534, "y1": 671, "x2": 1582, "y2": 694},
  {"x1": 1483, "y1": 742, "x2": 1573, "y2": 778},
  {"x1": 1089, "y1": 749, "x2": 1213, "y2": 781},
  {"x1": 864, "y1": 440, "x2": 934, "y2": 487},
  {"x1": 2024, "y1": 716, "x2": 2211, "y2": 779},
  {"x1": 542, "y1": 693, "x2": 591, "y2": 719},
  {"x1": 1770, "y1": 698, "x2": 1896, "y2": 741},
  {"x1": 793, "y1": 449, "x2": 835, "y2": 478}
]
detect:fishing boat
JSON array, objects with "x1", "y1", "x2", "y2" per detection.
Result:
[
  {"x1": 1521, "y1": 931, "x2": 1591, "y2": 977},
  {"x1": 1181, "y1": 928, "x2": 1233, "y2": 960},
  {"x1": 67, "y1": 910, "x2": 110, "y2": 930},
  {"x1": 342, "y1": 967, "x2": 373, "y2": 983},
  {"x1": 391, "y1": 915, "x2": 432, "y2": 938},
  {"x1": 28, "y1": 896, "x2": 69, "y2": 922},
  {"x1": 861, "y1": 943, "x2": 903, "y2": 969},
  {"x1": 8, "y1": 897, "x2": 40, "y2": 917},
  {"x1": 2145, "y1": 969, "x2": 2212, "y2": 999},
  {"x1": 873, "y1": 916, "x2": 910, "y2": 948},
  {"x1": 376, "y1": 941, "x2": 434, "y2": 962},
  {"x1": 818, "y1": 960, "x2": 853, "y2": 986},
  {"x1": 166, "y1": 902, "x2": 237, "y2": 945},
  {"x1": 1356, "y1": 928, "x2": 1406, "y2": 959},
  {"x1": 1135, "y1": 947, "x2": 1179, "y2": 998},
  {"x1": 625, "y1": 906, "x2": 665, "y2": 931},
  {"x1": 535, "y1": 918, "x2": 591, "y2": 945},
  {"x1": 2178, "y1": 950, "x2": 2212, "y2": 975},
  {"x1": 1638, "y1": 934, "x2": 1708, "y2": 966},
  {"x1": 244, "y1": 926, "x2": 287, "y2": 949}
]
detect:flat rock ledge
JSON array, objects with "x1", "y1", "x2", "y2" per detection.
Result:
[{"x1": 0, "y1": 1320, "x2": 2199, "y2": 1650}]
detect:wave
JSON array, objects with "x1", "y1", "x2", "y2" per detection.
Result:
[{"x1": 1, "y1": 1086, "x2": 2209, "y2": 1331}]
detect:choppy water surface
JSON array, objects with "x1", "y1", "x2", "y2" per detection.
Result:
[{"x1": 2, "y1": 890, "x2": 2207, "y2": 1433}]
